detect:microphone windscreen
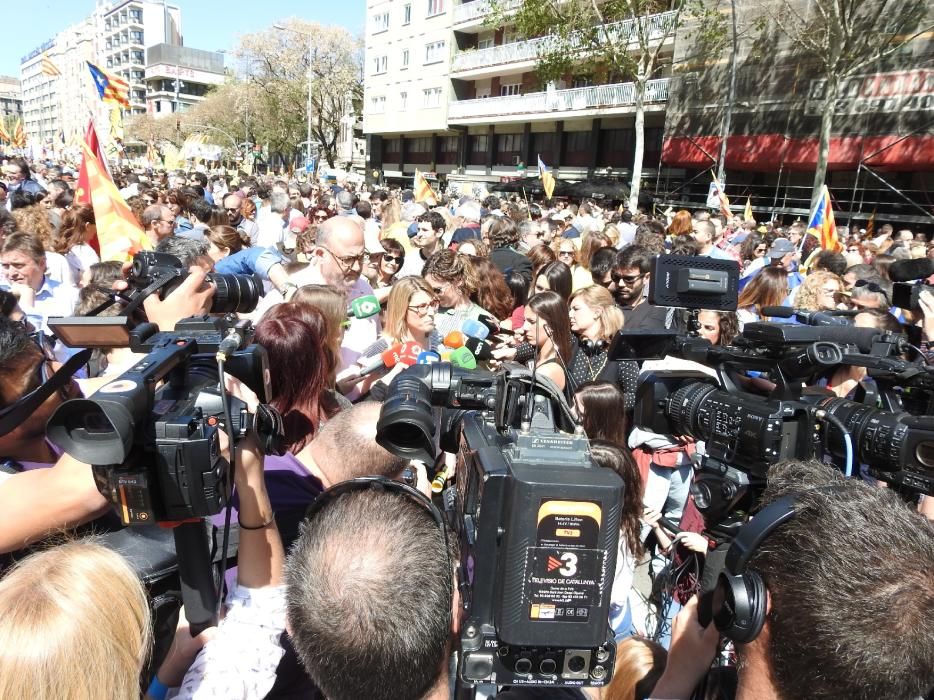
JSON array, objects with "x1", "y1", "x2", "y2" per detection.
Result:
[
  {"x1": 461, "y1": 318, "x2": 490, "y2": 340},
  {"x1": 761, "y1": 306, "x2": 794, "y2": 318},
  {"x1": 888, "y1": 258, "x2": 934, "y2": 282},
  {"x1": 443, "y1": 331, "x2": 465, "y2": 349},
  {"x1": 417, "y1": 350, "x2": 441, "y2": 364},
  {"x1": 464, "y1": 337, "x2": 493, "y2": 361},
  {"x1": 348, "y1": 295, "x2": 381, "y2": 319},
  {"x1": 397, "y1": 342, "x2": 423, "y2": 366},
  {"x1": 449, "y1": 346, "x2": 478, "y2": 370}
]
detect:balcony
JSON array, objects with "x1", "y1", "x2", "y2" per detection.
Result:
[
  {"x1": 451, "y1": 10, "x2": 675, "y2": 74},
  {"x1": 448, "y1": 78, "x2": 669, "y2": 122},
  {"x1": 453, "y1": 0, "x2": 520, "y2": 26}
]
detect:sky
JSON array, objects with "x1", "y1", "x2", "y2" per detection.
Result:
[{"x1": 0, "y1": 0, "x2": 364, "y2": 77}]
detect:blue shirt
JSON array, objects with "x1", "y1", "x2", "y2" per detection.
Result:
[{"x1": 215, "y1": 247, "x2": 285, "y2": 281}]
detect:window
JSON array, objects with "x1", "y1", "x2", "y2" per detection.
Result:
[
  {"x1": 566, "y1": 131, "x2": 591, "y2": 151},
  {"x1": 441, "y1": 136, "x2": 459, "y2": 152},
  {"x1": 403, "y1": 3, "x2": 411, "y2": 24},
  {"x1": 471, "y1": 135, "x2": 488, "y2": 153},
  {"x1": 498, "y1": 134, "x2": 521, "y2": 151},
  {"x1": 373, "y1": 55, "x2": 387, "y2": 74},
  {"x1": 372, "y1": 11, "x2": 389, "y2": 33},
  {"x1": 427, "y1": 0, "x2": 444, "y2": 16},
  {"x1": 500, "y1": 83, "x2": 521, "y2": 96},
  {"x1": 572, "y1": 78, "x2": 592, "y2": 88},
  {"x1": 402, "y1": 49, "x2": 409, "y2": 68},
  {"x1": 477, "y1": 38, "x2": 494, "y2": 50},
  {"x1": 369, "y1": 95, "x2": 386, "y2": 114},
  {"x1": 424, "y1": 40, "x2": 446, "y2": 65},
  {"x1": 422, "y1": 87, "x2": 442, "y2": 108},
  {"x1": 407, "y1": 137, "x2": 431, "y2": 153},
  {"x1": 400, "y1": 92, "x2": 407, "y2": 110}
]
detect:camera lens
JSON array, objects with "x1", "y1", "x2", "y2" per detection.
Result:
[
  {"x1": 209, "y1": 273, "x2": 263, "y2": 314},
  {"x1": 376, "y1": 373, "x2": 438, "y2": 463}
]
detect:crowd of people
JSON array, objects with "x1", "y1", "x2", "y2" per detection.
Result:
[{"x1": 0, "y1": 153, "x2": 932, "y2": 700}]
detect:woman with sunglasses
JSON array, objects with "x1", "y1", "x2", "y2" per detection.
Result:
[
  {"x1": 794, "y1": 271, "x2": 848, "y2": 312},
  {"x1": 422, "y1": 249, "x2": 490, "y2": 339},
  {"x1": 364, "y1": 239, "x2": 405, "y2": 305},
  {"x1": 553, "y1": 239, "x2": 593, "y2": 292},
  {"x1": 739, "y1": 232, "x2": 770, "y2": 273},
  {"x1": 347, "y1": 277, "x2": 442, "y2": 396}
]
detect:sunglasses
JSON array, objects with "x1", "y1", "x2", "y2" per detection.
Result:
[
  {"x1": 225, "y1": 207, "x2": 240, "y2": 213},
  {"x1": 382, "y1": 254, "x2": 404, "y2": 265},
  {"x1": 612, "y1": 272, "x2": 644, "y2": 285}
]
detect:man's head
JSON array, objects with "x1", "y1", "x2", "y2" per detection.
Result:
[
  {"x1": 2, "y1": 160, "x2": 28, "y2": 186},
  {"x1": 269, "y1": 192, "x2": 291, "y2": 222},
  {"x1": 141, "y1": 205, "x2": 175, "y2": 243},
  {"x1": 413, "y1": 211, "x2": 445, "y2": 251},
  {"x1": 313, "y1": 216, "x2": 366, "y2": 291},
  {"x1": 612, "y1": 245, "x2": 652, "y2": 305},
  {"x1": 487, "y1": 216, "x2": 519, "y2": 250},
  {"x1": 336, "y1": 190, "x2": 355, "y2": 215},
  {"x1": 730, "y1": 459, "x2": 934, "y2": 700},
  {"x1": 767, "y1": 237, "x2": 796, "y2": 270},
  {"x1": 1, "y1": 233, "x2": 47, "y2": 291},
  {"x1": 849, "y1": 276, "x2": 891, "y2": 310},
  {"x1": 155, "y1": 236, "x2": 213, "y2": 273},
  {"x1": 223, "y1": 194, "x2": 244, "y2": 225},
  {"x1": 691, "y1": 220, "x2": 717, "y2": 248}
]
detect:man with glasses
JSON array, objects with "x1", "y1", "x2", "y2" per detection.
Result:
[
  {"x1": 223, "y1": 193, "x2": 259, "y2": 244},
  {"x1": 612, "y1": 245, "x2": 683, "y2": 331},
  {"x1": 141, "y1": 204, "x2": 177, "y2": 247}
]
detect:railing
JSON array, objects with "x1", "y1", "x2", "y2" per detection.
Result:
[
  {"x1": 451, "y1": 10, "x2": 676, "y2": 72},
  {"x1": 448, "y1": 78, "x2": 669, "y2": 119},
  {"x1": 453, "y1": 0, "x2": 521, "y2": 25}
]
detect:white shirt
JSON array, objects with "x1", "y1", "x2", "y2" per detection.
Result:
[
  {"x1": 43, "y1": 251, "x2": 73, "y2": 287},
  {"x1": 254, "y1": 210, "x2": 287, "y2": 249},
  {"x1": 64, "y1": 244, "x2": 100, "y2": 286},
  {"x1": 17, "y1": 275, "x2": 79, "y2": 335}
]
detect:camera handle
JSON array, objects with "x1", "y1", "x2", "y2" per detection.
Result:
[{"x1": 172, "y1": 520, "x2": 220, "y2": 636}]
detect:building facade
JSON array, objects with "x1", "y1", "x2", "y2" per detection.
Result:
[
  {"x1": 0, "y1": 77, "x2": 22, "y2": 123},
  {"x1": 144, "y1": 44, "x2": 225, "y2": 117},
  {"x1": 99, "y1": 0, "x2": 183, "y2": 116},
  {"x1": 363, "y1": 0, "x2": 674, "y2": 195}
]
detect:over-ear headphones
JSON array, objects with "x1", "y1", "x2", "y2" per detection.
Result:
[
  {"x1": 580, "y1": 337, "x2": 608, "y2": 354},
  {"x1": 711, "y1": 485, "x2": 846, "y2": 643}
]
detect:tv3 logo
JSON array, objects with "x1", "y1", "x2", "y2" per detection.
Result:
[{"x1": 546, "y1": 552, "x2": 578, "y2": 577}]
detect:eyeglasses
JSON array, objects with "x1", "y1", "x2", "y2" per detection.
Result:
[
  {"x1": 225, "y1": 207, "x2": 240, "y2": 213},
  {"x1": 314, "y1": 213, "x2": 328, "y2": 220},
  {"x1": 612, "y1": 272, "x2": 645, "y2": 285},
  {"x1": 408, "y1": 299, "x2": 439, "y2": 315},
  {"x1": 754, "y1": 247, "x2": 767, "y2": 254},
  {"x1": 319, "y1": 245, "x2": 368, "y2": 270},
  {"x1": 159, "y1": 218, "x2": 175, "y2": 224},
  {"x1": 430, "y1": 281, "x2": 449, "y2": 295},
  {"x1": 382, "y1": 254, "x2": 404, "y2": 266},
  {"x1": 558, "y1": 250, "x2": 575, "y2": 258}
]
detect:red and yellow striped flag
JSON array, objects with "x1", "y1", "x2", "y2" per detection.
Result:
[
  {"x1": 0, "y1": 119, "x2": 9, "y2": 144},
  {"x1": 12, "y1": 119, "x2": 25, "y2": 148},
  {"x1": 80, "y1": 140, "x2": 151, "y2": 262},
  {"x1": 414, "y1": 168, "x2": 437, "y2": 205},
  {"x1": 41, "y1": 55, "x2": 62, "y2": 77}
]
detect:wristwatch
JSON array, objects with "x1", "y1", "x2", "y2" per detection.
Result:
[{"x1": 281, "y1": 282, "x2": 299, "y2": 301}]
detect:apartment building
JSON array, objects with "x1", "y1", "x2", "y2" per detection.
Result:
[
  {"x1": 0, "y1": 77, "x2": 22, "y2": 122},
  {"x1": 20, "y1": 19, "x2": 97, "y2": 152},
  {"x1": 363, "y1": 0, "x2": 674, "y2": 192},
  {"x1": 145, "y1": 44, "x2": 225, "y2": 117},
  {"x1": 99, "y1": 0, "x2": 183, "y2": 116}
]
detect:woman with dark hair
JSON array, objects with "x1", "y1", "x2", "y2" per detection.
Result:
[
  {"x1": 364, "y1": 238, "x2": 404, "y2": 304},
  {"x1": 470, "y1": 256, "x2": 514, "y2": 322},
  {"x1": 696, "y1": 309, "x2": 740, "y2": 346},
  {"x1": 165, "y1": 189, "x2": 192, "y2": 235},
  {"x1": 533, "y1": 261, "x2": 573, "y2": 302},
  {"x1": 739, "y1": 232, "x2": 769, "y2": 272},
  {"x1": 505, "y1": 269, "x2": 529, "y2": 331},
  {"x1": 53, "y1": 204, "x2": 99, "y2": 286},
  {"x1": 522, "y1": 291, "x2": 572, "y2": 393},
  {"x1": 573, "y1": 381, "x2": 629, "y2": 446},
  {"x1": 526, "y1": 243, "x2": 556, "y2": 283},
  {"x1": 587, "y1": 438, "x2": 647, "y2": 638},
  {"x1": 736, "y1": 266, "x2": 789, "y2": 327},
  {"x1": 254, "y1": 303, "x2": 342, "y2": 454}
]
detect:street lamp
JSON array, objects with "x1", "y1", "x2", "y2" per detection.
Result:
[{"x1": 272, "y1": 23, "x2": 314, "y2": 171}]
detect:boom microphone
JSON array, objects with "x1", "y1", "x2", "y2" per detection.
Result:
[
  {"x1": 761, "y1": 306, "x2": 855, "y2": 326},
  {"x1": 742, "y1": 322, "x2": 882, "y2": 353},
  {"x1": 888, "y1": 258, "x2": 934, "y2": 283},
  {"x1": 347, "y1": 295, "x2": 381, "y2": 319}
]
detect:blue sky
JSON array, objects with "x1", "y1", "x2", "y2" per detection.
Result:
[{"x1": 1, "y1": 0, "x2": 364, "y2": 76}]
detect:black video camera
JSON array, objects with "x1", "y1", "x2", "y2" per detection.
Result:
[{"x1": 376, "y1": 363, "x2": 622, "y2": 692}]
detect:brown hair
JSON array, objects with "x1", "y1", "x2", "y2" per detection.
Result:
[
  {"x1": 422, "y1": 249, "x2": 479, "y2": 295},
  {"x1": 737, "y1": 266, "x2": 789, "y2": 316},
  {"x1": 53, "y1": 204, "x2": 96, "y2": 254},
  {"x1": 527, "y1": 290, "x2": 572, "y2": 364},
  {"x1": 527, "y1": 243, "x2": 556, "y2": 279},
  {"x1": 469, "y1": 256, "x2": 514, "y2": 321},
  {"x1": 666, "y1": 209, "x2": 693, "y2": 237},
  {"x1": 10, "y1": 205, "x2": 54, "y2": 249},
  {"x1": 579, "y1": 231, "x2": 612, "y2": 271},
  {"x1": 382, "y1": 277, "x2": 436, "y2": 344},
  {"x1": 291, "y1": 285, "x2": 347, "y2": 384},
  {"x1": 206, "y1": 225, "x2": 250, "y2": 255},
  {"x1": 240, "y1": 197, "x2": 257, "y2": 221},
  {"x1": 1, "y1": 231, "x2": 45, "y2": 263}
]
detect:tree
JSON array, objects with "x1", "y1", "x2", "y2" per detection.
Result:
[
  {"x1": 236, "y1": 19, "x2": 363, "y2": 168},
  {"x1": 490, "y1": 0, "x2": 705, "y2": 211},
  {"x1": 758, "y1": 0, "x2": 932, "y2": 211}
]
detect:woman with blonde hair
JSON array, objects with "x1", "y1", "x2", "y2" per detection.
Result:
[
  {"x1": 292, "y1": 284, "x2": 348, "y2": 387},
  {"x1": 0, "y1": 541, "x2": 151, "y2": 700},
  {"x1": 794, "y1": 270, "x2": 847, "y2": 312},
  {"x1": 554, "y1": 238, "x2": 594, "y2": 291},
  {"x1": 422, "y1": 249, "x2": 490, "y2": 337},
  {"x1": 567, "y1": 285, "x2": 639, "y2": 406},
  {"x1": 580, "y1": 230, "x2": 613, "y2": 272}
]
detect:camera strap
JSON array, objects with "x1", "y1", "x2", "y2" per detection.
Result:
[{"x1": 0, "y1": 348, "x2": 92, "y2": 438}]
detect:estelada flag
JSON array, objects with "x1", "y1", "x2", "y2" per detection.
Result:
[
  {"x1": 807, "y1": 185, "x2": 843, "y2": 253},
  {"x1": 75, "y1": 120, "x2": 109, "y2": 206},
  {"x1": 80, "y1": 140, "x2": 151, "y2": 262},
  {"x1": 414, "y1": 168, "x2": 437, "y2": 205},
  {"x1": 711, "y1": 173, "x2": 731, "y2": 219},
  {"x1": 538, "y1": 154, "x2": 556, "y2": 200},
  {"x1": 87, "y1": 61, "x2": 130, "y2": 109}
]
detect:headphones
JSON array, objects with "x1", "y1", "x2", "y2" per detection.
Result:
[
  {"x1": 580, "y1": 337, "x2": 608, "y2": 355},
  {"x1": 711, "y1": 485, "x2": 846, "y2": 643}
]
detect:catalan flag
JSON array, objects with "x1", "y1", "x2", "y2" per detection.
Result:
[
  {"x1": 80, "y1": 140, "x2": 151, "y2": 262},
  {"x1": 414, "y1": 168, "x2": 437, "y2": 205},
  {"x1": 711, "y1": 173, "x2": 731, "y2": 220},
  {"x1": 0, "y1": 119, "x2": 9, "y2": 144},
  {"x1": 538, "y1": 154, "x2": 555, "y2": 200},
  {"x1": 12, "y1": 119, "x2": 25, "y2": 149},
  {"x1": 87, "y1": 61, "x2": 129, "y2": 108},
  {"x1": 807, "y1": 185, "x2": 843, "y2": 253},
  {"x1": 41, "y1": 55, "x2": 62, "y2": 77}
]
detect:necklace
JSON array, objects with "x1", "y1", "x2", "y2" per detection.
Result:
[{"x1": 581, "y1": 346, "x2": 608, "y2": 380}]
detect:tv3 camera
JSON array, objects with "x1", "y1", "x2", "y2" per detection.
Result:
[{"x1": 376, "y1": 363, "x2": 622, "y2": 692}]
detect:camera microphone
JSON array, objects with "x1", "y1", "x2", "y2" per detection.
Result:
[
  {"x1": 761, "y1": 306, "x2": 855, "y2": 326},
  {"x1": 347, "y1": 294, "x2": 381, "y2": 319},
  {"x1": 449, "y1": 346, "x2": 478, "y2": 370},
  {"x1": 355, "y1": 342, "x2": 422, "y2": 378},
  {"x1": 888, "y1": 258, "x2": 934, "y2": 282}
]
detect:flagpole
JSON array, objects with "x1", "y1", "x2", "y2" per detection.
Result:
[{"x1": 521, "y1": 187, "x2": 531, "y2": 218}]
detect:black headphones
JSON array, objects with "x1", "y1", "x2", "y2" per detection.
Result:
[
  {"x1": 711, "y1": 485, "x2": 846, "y2": 643},
  {"x1": 580, "y1": 337, "x2": 608, "y2": 355}
]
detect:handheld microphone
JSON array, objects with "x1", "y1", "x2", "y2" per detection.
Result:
[
  {"x1": 355, "y1": 343, "x2": 405, "y2": 378},
  {"x1": 392, "y1": 342, "x2": 422, "y2": 369},
  {"x1": 347, "y1": 294, "x2": 381, "y2": 319},
  {"x1": 464, "y1": 336, "x2": 494, "y2": 361},
  {"x1": 449, "y1": 346, "x2": 478, "y2": 370},
  {"x1": 476, "y1": 314, "x2": 501, "y2": 336},
  {"x1": 443, "y1": 330, "x2": 465, "y2": 349},
  {"x1": 417, "y1": 350, "x2": 441, "y2": 364},
  {"x1": 461, "y1": 318, "x2": 490, "y2": 340},
  {"x1": 888, "y1": 257, "x2": 934, "y2": 282}
]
